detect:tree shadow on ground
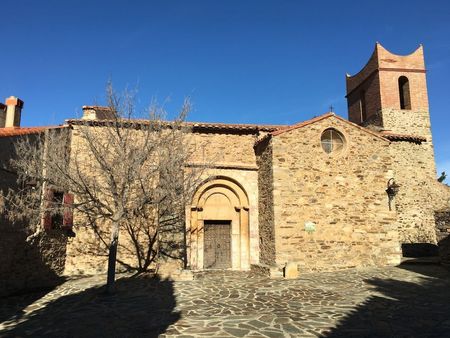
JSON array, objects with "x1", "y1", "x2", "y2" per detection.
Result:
[
  {"x1": 2, "y1": 275, "x2": 180, "y2": 338},
  {"x1": 325, "y1": 264, "x2": 450, "y2": 337},
  {"x1": 0, "y1": 287, "x2": 57, "y2": 324},
  {"x1": 0, "y1": 228, "x2": 67, "y2": 323}
]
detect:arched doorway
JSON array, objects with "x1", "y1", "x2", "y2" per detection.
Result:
[{"x1": 188, "y1": 177, "x2": 250, "y2": 270}]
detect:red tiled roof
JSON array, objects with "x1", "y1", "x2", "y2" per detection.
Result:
[
  {"x1": 0, "y1": 126, "x2": 66, "y2": 138},
  {"x1": 69, "y1": 108, "x2": 429, "y2": 145},
  {"x1": 71, "y1": 105, "x2": 285, "y2": 132},
  {"x1": 66, "y1": 118, "x2": 285, "y2": 133},
  {"x1": 185, "y1": 121, "x2": 284, "y2": 132}
]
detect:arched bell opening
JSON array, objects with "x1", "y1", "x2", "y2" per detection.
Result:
[{"x1": 188, "y1": 176, "x2": 250, "y2": 270}]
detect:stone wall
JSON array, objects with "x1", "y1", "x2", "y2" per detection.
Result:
[
  {"x1": 388, "y1": 139, "x2": 438, "y2": 244},
  {"x1": 64, "y1": 126, "x2": 262, "y2": 275},
  {"x1": 433, "y1": 182, "x2": 450, "y2": 211},
  {"x1": 64, "y1": 125, "x2": 166, "y2": 275},
  {"x1": 379, "y1": 109, "x2": 433, "y2": 139},
  {"x1": 255, "y1": 137, "x2": 276, "y2": 266},
  {"x1": 65, "y1": 216, "x2": 183, "y2": 276},
  {"x1": 375, "y1": 105, "x2": 437, "y2": 245},
  {"x1": 0, "y1": 135, "x2": 67, "y2": 297},
  {"x1": 267, "y1": 116, "x2": 401, "y2": 272},
  {"x1": 0, "y1": 227, "x2": 67, "y2": 297},
  {"x1": 188, "y1": 131, "x2": 259, "y2": 167},
  {"x1": 435, "y1": 210, "x2": 450, "y2": 265}
]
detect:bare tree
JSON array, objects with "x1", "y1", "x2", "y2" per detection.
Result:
[{"x1": 1, "y1": 87, "x2": 207, "y2": 293}]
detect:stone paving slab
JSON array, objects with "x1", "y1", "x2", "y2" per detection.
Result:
[{"x1": 1, "y1": 265, "x2": 450, "y2": 337}]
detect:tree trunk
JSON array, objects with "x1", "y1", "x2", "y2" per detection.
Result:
[{"x1": 106, "y1": 221, "x2": 120, "y2": 293}]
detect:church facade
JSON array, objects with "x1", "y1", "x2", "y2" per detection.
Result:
[
  {"x1": 63, "y1": 43, "x2": 449, "y2": 276},
  {"x1": 1, "y1": 43, "x2": 449, "y2": 290}
]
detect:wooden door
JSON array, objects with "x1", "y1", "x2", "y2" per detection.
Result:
[{"x1": 204, "y1": 221, "x2": 231, "y2": 269}]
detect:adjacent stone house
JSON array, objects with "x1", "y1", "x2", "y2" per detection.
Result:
[
  {"x1": 1, "y1": 43, "x2": 449, "y2": 290},
  {"x1": 0, "y1": 98, "x2": 68, "y2": 296}
]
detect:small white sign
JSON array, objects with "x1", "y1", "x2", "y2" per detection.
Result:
[{"x1": 304, "y1": 221, "x2": 316, "y2": 233}]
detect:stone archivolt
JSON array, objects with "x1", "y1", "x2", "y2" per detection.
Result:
[{"x1": 189, "y1": 177, "x2": 250, "y2": 271}]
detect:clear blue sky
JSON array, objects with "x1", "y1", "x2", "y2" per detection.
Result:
[{"x1": 2, "y1": 0, "x2": 449, "y2": 176}]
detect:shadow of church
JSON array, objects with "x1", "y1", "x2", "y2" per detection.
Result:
[
  {"x1": 325, "y1": 264, "x2": 450, "y2": 337},
  {"x1": 0, "y1": 226, "x2": 67, "y2": 323},
  {"x1": 2, "y1": 275, "x2": 180, "y2": 338}
]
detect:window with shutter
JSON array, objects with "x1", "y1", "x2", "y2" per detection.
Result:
[
  {"x1": 41, "y1": 188, "x2": 75, "y2": 236},
  {"x1": 41, "y1": 188, "x2": 53, "y2": 230},
  {"x1": 62, "y1": 193, "x2": 74, "y2": 229},
  {"x1": 51, "y1": 191, "x2": 64, "y2": 227}
]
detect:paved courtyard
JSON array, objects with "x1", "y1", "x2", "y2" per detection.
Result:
[{"x1": 1, "y1": 264, "x2": 450, "y2": 337}]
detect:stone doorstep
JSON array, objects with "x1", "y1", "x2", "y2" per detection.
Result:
[
  {"x1": 253, "y1": 262, "x2": 300, "y2": 279},
  {"x1": 270, "y1": 267, "x2": 284, "y2": 279},
  {"x1": 157, "y1": 269, "x2": 194, "y2": 281},
  {"x1": 250, "y1": 263, "x2": 284, "y2": 279},
  {"x1": 284, "y1": 262, "x2": 300, "y2": 279}
]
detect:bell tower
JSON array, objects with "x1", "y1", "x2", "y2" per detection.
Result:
[
  {"x1": 346, "y1": 43, "x2": 439, "y2": 245},
  {"x1": 345, "y1": 43, "x2": 431, "y2": 141}
]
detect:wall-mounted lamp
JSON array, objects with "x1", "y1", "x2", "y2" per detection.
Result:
[{"x1": 386, "y1": 178, "x2": 400, "y2": 211}]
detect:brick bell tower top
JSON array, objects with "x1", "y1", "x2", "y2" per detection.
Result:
[{"x1": 345, "y1": 43, "x2": 429, "y2": 130}]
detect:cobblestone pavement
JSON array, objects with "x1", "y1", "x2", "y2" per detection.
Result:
[{"x1": 1, "y1": 264, "x2": 450, "y2": 337}]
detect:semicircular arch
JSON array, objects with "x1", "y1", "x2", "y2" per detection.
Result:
[{"x1": 192, "y1": 176, "x2": 249, "y2": 208}]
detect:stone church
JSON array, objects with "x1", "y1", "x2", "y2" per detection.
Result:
[
  {"x1": 1, "y1": 43, "x2": 449, "y2": 291},
  {"x1": 65, "y1": 43, "x2": 449, "y2": 275}
]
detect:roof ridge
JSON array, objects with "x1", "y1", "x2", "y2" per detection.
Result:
[
  {"x1": 66, "y1": 118, "x2": 286, "y2": 132},
  {"x1": 331, "y1": 114, "x2": 389, "y2": 142},
  {"x1": 270, "y1": 112, "x2": 335, "y2": 137}
]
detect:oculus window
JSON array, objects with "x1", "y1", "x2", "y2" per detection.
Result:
[{"x1": 321, "y1": 128, "x2": 345, "y2": 154}]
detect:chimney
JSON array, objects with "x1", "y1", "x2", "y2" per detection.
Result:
[
  {"x1": 82, "y1": 106, "x2": 116, "y2": 120},
  {"x1": 4, "y1": 96, "x2": 24, "y2": 128}
]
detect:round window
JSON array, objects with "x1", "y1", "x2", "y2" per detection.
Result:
[{"x1": 321, "y1": 128, "x2": 345, "y2": 154}]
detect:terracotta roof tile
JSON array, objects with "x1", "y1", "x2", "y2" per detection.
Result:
[
  {"x1": 185, "y1": 121, "x2": 284, "y2": 132},
  {"x1": 0, "y1": 126, "x2": 66, "y2": 138},
  {"x1": 67, "y1": 118, "x2": 285, "y2": 133},
  {"x1": 379, "y1": 131, "x2": 426, "y2": 143},
  {"x1": 76, "y1": 105, "x2": 286, "y2": 131},
  {"x1": 72, "y1": 108, "x2": 426, "y2": 144}
]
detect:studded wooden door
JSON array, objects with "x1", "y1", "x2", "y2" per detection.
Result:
[{"x1": 204, "y1": 221, "x2": 231, "y2": 269}]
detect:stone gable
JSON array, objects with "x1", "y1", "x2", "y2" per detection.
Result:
[{"x1": 257, "y1": 115, "x2": 400, "y2": 272}]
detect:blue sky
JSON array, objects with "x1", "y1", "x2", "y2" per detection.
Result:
[{"x1": 1, "y1": 0, "x2": 449, "y2": 176}]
